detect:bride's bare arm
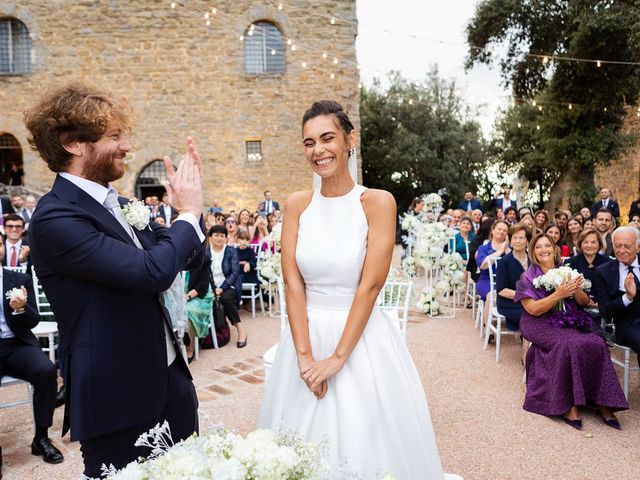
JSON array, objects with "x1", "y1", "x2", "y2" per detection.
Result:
[
  {"x1": 280, "y1": 192, "x2": 321, "y2": 385},
  {"x1": 301, "y1": 189, "x2": 396, "y2": 390}
]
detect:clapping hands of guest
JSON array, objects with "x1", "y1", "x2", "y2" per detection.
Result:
[
  {"x1": 9, "y1": 286, "x2": 28, "y2": 312},
  {"x1": 19, "y1": 245, "x2": 30, "y2": 263},
  {"x1": 623, "y1": 273, "x2": 636, "y2": 301},
  {"x1": 163, "y1": 137, "x2": 204, "y2": 217}
]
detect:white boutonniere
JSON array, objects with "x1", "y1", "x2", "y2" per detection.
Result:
[{"x1": 121, "y1": 199, "x2": 150, "y2": 231}]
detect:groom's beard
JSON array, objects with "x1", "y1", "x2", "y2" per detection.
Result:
[{"x1": 82, "y1": 143, "x2": 125, "y2": 185}]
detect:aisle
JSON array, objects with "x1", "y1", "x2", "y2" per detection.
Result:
[{"x1": 1, "y1": 304, "x2": 638, "y2": 479}]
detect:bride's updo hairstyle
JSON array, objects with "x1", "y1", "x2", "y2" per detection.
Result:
[{"x1": 302, "y1": 100, "x2": 354, "y2": 137}]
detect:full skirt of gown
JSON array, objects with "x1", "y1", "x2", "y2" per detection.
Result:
[{"x1": 258, "y1": 293, "x2": 447, "y2": 480}]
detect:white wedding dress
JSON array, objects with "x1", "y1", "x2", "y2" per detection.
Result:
[{"x1": 258, "y1": 185, "x2": 459, "y2": 480}]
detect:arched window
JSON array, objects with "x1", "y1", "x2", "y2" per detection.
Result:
[
  {"x1": 0, "y1": 133, "x2": 23, "y2": 185},
  {"x1": 0, "y1": 18, "x2": 32, "y2": 74},
  {"x1": 243, "y1": 21, "x2": 285, "y2": 75},
  {"x1": 135, "y1": 160, "x2": 169, "y2": 200}
]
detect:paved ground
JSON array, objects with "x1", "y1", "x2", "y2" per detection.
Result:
[{"x1": 1, "y1": 300, "x2": 638, "y2": 479}]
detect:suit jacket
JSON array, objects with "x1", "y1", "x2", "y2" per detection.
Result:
[
  {"x1": 0, "y1": 197, "x2": 15, "y2": 220},
  {"x1": 28, "y1": 175, "x2": 205, "y2": 441},
  {"x1": 595, "y1": 255, "x2": 640, "y2": 337},
  {"x1": 2, "y1": 238, "x2": 31, "y2": 272},
  {"x1": 591, "y1": 199, "x2": 620, "y2": 218},
  {"x1": 1, "y1": 269, "x2": 40, "y2": 346},
  {"x1": 257, "y1": 199, "x2": 280, "y2": 214},
  {"x1": 158, "y1": 204, "x2": 178, "y2": 224},
  {"x1": 629, "y1": 198, "x2": 640, "y2": 220},
  {"x1": 22, "y1": 208, "x2": 35, "y2": 224},
  {"x1": 210, "y1": 246, "x2": 241, "y2": 294},
  {"x1": 494, "y1": 197, "x2": 517, "y2": 212},
  {"x1": 456, "y1": 198, "x2": 482, "y2": 212}
]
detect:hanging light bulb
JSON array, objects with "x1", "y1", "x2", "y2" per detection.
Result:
[
  {"x1": 543, "y1": 56, "x2": 549, "y2": 64},
  {"x1": 239, "y1": 35, "x2": 244, "y2": 41},
  {"x1": 332, "y1": 58, "x2": 338, "y2": 65},
  {"x1": 536, "y1": 125, "x2": 541, "y2": 130},
  {"x1": 301, "y1": 61, "x2": 306, "y2": 68},
  {"x1": 538, "y1": 105, "x2": 543, "y2": 111},
  {"x1": 568, "y1": 104, "x2": 573, "y2": 110},
  {"x1": 278, "y1": 3, "x2": 283, "y2": 10},
  {"x1": 206, "y1": 19, "x2": 210, "y2": 26},
  {"x1": 287, "y1": 39, "x2": 292, "y2": 45},
  {"x1": 170, "y1": 1, "x2": 176, "y2": 7},
  {"x1": 408, "y1": 99, "x2": 414, "y2": 105},
  {"x1": 211, "y1": 8, "x2": 217, "y2": 14},
  {"x1": 330, "y1": 73, "x2": 335, "y2": 79},
  {"x1": 330, "y1": 18, "x2": 336, "y2": 25},
  {"x1": 204, "y1": 12, "x2": 209, "y2": 19},
  {"x1": 322, "y1": 52, "x2": 328, "y2": 59},
  {"x1": 517, "y1": 122, "x2": 522, "y2": 128},
  {"x1": 532, "y1": 100, "x2": 537, "y2": 107},
  {"x1": 597, "y1": 60, "x2": 602, "y2": 67},
  {"x1": 271, "y1": 49, "x2": 276, "y2": 55},
  {"x1": 291, "y1": 44, "x2": 296, "y2": 51}
]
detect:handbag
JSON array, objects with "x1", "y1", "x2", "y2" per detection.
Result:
[{"x1": 201, "y1": 295, "x2": 230, "y2": 348}]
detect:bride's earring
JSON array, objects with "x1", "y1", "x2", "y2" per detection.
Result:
[{"x1": 348, "y1": 148, "x2": 356, "y2": 164}]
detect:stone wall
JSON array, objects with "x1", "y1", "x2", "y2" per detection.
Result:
[{"x1": 0, "y1": 0, "x2": 360, "y2": 211}]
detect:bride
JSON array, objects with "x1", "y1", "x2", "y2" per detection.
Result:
[{"x1": 258, "y1": 100, "x2": 459, "y2": 479}]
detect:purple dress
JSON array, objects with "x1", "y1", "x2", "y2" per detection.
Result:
[{"x1": 514, "y1": 265, "x2": 628, "y2": 416}]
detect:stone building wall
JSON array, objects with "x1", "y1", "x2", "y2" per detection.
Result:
[
  {"x1": 594, "y1": 112, "x2": 640, "y2": 223},
  {"x1": 0, "y1": 0, "x2": 360, "y2": 211}
]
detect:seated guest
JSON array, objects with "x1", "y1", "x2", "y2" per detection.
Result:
[
  {"x1": 533, "y1": 210, "x2": 550, "y2": 234},
  {"x1": 466, "y1": 218, "x2": 493, "y2": 283},
  {"x1": 22, "y1": 195, "x2": 37, "y2": 229},
  {"x1": 452, "y1": 217, "x2": 475, "y2": 262},
  {"x1": 11, "y1": 194, "x2": 24, "y2": 216},
  {"x1": 494, "y1": 207, "x2": 505, "y2": 222},
  {"x1": 238, "y1": 230, "x2": 260, "y2": 286},
  {"x1": 516, "y1": 233, "x2": 628, "y2": 430},
  {"x1": 594, "y1": 208, "x2": 614, "y2": 256},
  {"x1": 565, "y1": 229, "x2": 610, "y2": 297},
  {"x1": 471, "y1": 209, "x2": 482, "y2": 233},
  {"x1": 2, "y1": 214, "x2": 31, "y2": 272},
  {"x1": 476, "y1": 220, "x2": 510, "y2": 301},
  {"x1": 237, "y1": 208, "x2": 255, "y2": 239},
  {"x1": 0, "y1": 233, "x2": 64, "y2": 464},
  {"x1": 554, "y1": 210, "x2": 569, "y2": 237},
  {"x1": 545, "y1": 224, "x2": 569, "y2": 257},
  {"x1": 579, "y1": 207, "x2": 591, "y2": 222},
  {"x1": 504, "y1": 206, "x2": 518, "y2": 226},
  {"x1": 595, "y1": 226, "x2": 640, "y2": 364},
  {"x1": 251, "y1": 215, "x2": 272, "y2": 252},
  {"x1": 208, "y1": 225, "x2": 247, "y2": 348},
  {"x1": 224, "y1": 215, "x2": 239, "y2": 247},
  {"x1": 266, "y1": 213, "x2": 278, "y2": 232},
  {"x1": 457, "y1": 191, "x2": 482, "y2": 212},
  {"x1": 630, "y1": 214, "x2": 640, "y2": 231},
  {"x1": 584, "y1": 217, "x2": 594, "y2": 230},
  {"x1": 451, "y1": 209, "x2": 463, "y2": 228},
  {"x1": 563, "y1": 216, "x2": 583, "y2": 256},
  {"x1": 184, "y1": 249, "x2": 214, "y2": 362},
  {"x1": 519, "y1": 213, "x2": 535, "y2": 233},
  {"x1": 496, "y1": 224, "x2": 531, "y2": 331},
  {"x1": 518, "y1": 207, "x2": 531, "y2": 218}
]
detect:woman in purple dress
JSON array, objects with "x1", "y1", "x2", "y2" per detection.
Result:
[{"x1": 515, "y1": 233, "x2": 628, "y2": 430}]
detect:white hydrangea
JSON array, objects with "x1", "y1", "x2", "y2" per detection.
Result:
[{"x1": 121, "y1": 198, "x2": 150, "y2": 231}]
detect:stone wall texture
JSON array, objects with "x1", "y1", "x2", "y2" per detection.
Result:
[{"x1": 0, "y1": 0, "x2": 360, "y2": 211}]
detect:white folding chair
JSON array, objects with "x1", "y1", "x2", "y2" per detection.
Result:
[
  {"x1": 3, "y1": 265, "x2": 27, "y2": 274},
  {"x1": 241, "y1": 283, "x2": 265, "y2": 318},
  {"x1": 0, "y1": 375, "x2": 35, "y2": 430},
  {"x1": 263, "y1": 277, "x2": 287, "y2": 383},
  {"x1": 30, "y1": 270, "x2": 59, "y2": 362},
  {"x1": 483, "y1": 256, "x2": 519, "y2": 362},
  {"x1": 604, "y1": 319, "x2": 640, "y2": 399},
  {"x1": 377, "y1": 281, "x2": 413, "y2": 343}
]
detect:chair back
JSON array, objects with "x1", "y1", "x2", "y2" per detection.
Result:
[
  {"x1": 4, "y1": 265, "x2": 27, "y2": 274},
  {"x1": 276, "y1": 276, "x2": 287, "y2": 334},
  {"x1": 377, "y1": 281, "x2": 413, "y2": 341},
  {"x1": 486, "y1": 256, "x2": 501, "y2": 312},
  {"x1": 250, "y1": 244, "x2": 261, "y2": 255},
  {"x1": 31, "y1": 269, "x2": 54, "y2": 319}
]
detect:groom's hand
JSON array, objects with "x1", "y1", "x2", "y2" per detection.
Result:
[{"x1": 163, "y1": 137, "x2": 204, "y2": 217}]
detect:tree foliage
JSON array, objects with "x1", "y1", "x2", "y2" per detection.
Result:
[
  {"x1": 361, "y1": 69, "x2": 488, "y2": 212},
  {"x1": 467, "y1": 0, "x2": 640, "y2": 208}
]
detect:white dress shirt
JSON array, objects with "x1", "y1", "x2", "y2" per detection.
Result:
[
  {"x1": 5, "y1": 239, "x2": 23, "y2": 267},
  {"x1": 619, "y1": 259, "x2": 640, "y2": 307},
  {"x1": 59, "y1": 172, "x2": 207, "y2": 365},
  {"x1": 211, "y1": 246, "x2": 226, "y2": 288}
]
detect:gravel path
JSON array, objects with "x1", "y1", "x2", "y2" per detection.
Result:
[{"x1": 1, "y1": 298, "x2": 638, "y2": 479}]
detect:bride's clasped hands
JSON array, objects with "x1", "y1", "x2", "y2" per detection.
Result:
[{"x1": 298, "y1": 353, "x2": 344, "y2": 399}]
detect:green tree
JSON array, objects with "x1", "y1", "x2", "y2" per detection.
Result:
[
  {"x1": 467, "y1": 0, "x2": 640, "y2": 208},
  {"x1": 361, "y1": 69, "x2": 488, "y2": 213}
]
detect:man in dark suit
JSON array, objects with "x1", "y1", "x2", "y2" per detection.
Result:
[
  {"x1": 0, "y1": 234, "x2": 63, "y2": 465},
  {"x1": 492, "y1": 184, "x2": 517, "y2": 212},
  {"x1": 2, "y1": 214, "x2": 31, "y2": 273},
  {"x1": 257, "y1": 190, "x2": 280, "y2": 215},
  {"x1": 595, "y1": 226, "x2": 640, "y2": 364},
  {"x1": 24, "y1": 82, "x2": 206, "y2": 478},
  {"x1": 591, "y1": 187, "x2": 620, "y2": 220},
  {"x1": 456, "y1": 191, "x2": 482, "y2": 212},
  {"x1": 158, "y1": 192, "x2": 178, "y2": 226}
]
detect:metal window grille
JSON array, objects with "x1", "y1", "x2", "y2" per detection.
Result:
[
  {"x1": 244, "y1": 22, "x2": 285, "y2": 74},
  {"x1": 136, "y1": 160, "x2": 168, "y2": 186},
  {"x1": 246, "y1": 141, "x2": 263, "y2": 163},
  {"x1": 0, "y1": 18, "x2": 32, "y2": 74},
  {"x1": 0, "y1": 133, "x2": 21, "y2": 150}
]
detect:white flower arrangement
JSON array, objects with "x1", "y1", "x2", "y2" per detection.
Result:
[
  {"x1": 401, "y1": 255, "x2": 417, "y2": 277},
  {"x1": 5, "y1": 287, "x2": 24, "y2": 302},
  {"x1": 270, "y1": 222, "x2": 282, "y2": 247},
  {"x1": 121, "y1": 199, "x2": 150, "y2": 231},
  {"x1": 258, "y1": 251, "x2": 282, "y2": 286},
  {"x1": 417, "y1": 286, "x2": 439, "y2": 315},
  {"x1": 100, "y1": 422, "x2": 396, "y2": 480},
  {"x1": 422, "y1": 193, "x2": 443, "y2": 213},
  {"x1": 533, "y1": 266, "x2": 592, "y2": 292}
]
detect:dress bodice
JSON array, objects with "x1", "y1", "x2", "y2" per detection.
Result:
[{"x1": 296, "y1": 184, "x2": 368, "y2": 297}]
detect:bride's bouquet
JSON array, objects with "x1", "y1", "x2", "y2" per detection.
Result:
[{"x1": 532, "y1": 266, "x2": 593, "y2": 328}]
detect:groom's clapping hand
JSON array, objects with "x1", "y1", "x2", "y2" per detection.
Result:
[{"x1": 163, "y1": 137, "x2": 204, "y2": 217}]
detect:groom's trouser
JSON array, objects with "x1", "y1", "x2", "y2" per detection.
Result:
[{"x1": 80, "y1": 361, "x2": 198, "y2": 478}]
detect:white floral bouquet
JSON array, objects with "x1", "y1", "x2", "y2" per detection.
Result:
[
  {"x1": 121, "y1": 199, "x2": 150, "y2": 230},
  {"x1": 422, "y1": 193, "x2": 443, "y2": 213},
  {"x1": 5, "y1": 287, "x2": 24, "y2": 302},
  {"x1": 270, "y1": 222, "x2": 282, "y2": 247},
  {"x1": 417, "y1": 286, "x2": 439, "y2": 315},
  {"x1": 400, "y1": 213, "x2": 420, "y2": 233},
  {"x1": 100, "y1": 422, "x2": 397, "y2": 480},
  {"x1": 533, "y1": 266, "x2": 592, "y2": 322},
  {"x1": 258, "y1": 251, "x2": 282, "y2": 286}
]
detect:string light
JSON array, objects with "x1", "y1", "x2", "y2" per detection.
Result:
[
  {"x1": 204, "y1": 12, "x2": 209, "y2": 19},
  {"x1": 286, "y1": 39, "x2": 292, "y2": 45},
  {"x1": 332, "y1": 58, "x2": 338, "y2": 65},
  {"x1": 538, "y1": 105, "x2": 542, "y2": 111},
  {"x1": 517, "y1": 123, "x2": 522, "y2": 128},
  {"x1": 170, "y1": 1, "x2": 175, "y2": 7},
  {"x1": 532, "y1": 100, "x2": 537, "y2": 107},
  {"x1": 408, "y1": 99, "x2": 414, "y2": 105},
  {"x1": 330, "y1": 18, "x2": 336, "y2": 25},
  {"x1": 542, "y1": 56, "x2": 549, "y2": 64},
  {"x1": 301, "y1": 61, "x2": 306, "y2": 68},
  {"x1": 271, "y1": 49, "x2": 276, "y2": 55},
  {"x1": 211, "y1": 8, "x2": 217, "y2": 14},
  {"x1": 330, "y1": 73, "x2": 335, "y2": 79},
  {"x1": 291, "y1": 44, "x2": 297, "y2": 51},
  {"x1": 206, "y1": 20, "x2": 210, "y2": 26},
  {"x1": 322, "y1": 52, "x2": 328, "y2": 59},
  {"x1": 277, "y1": 3, "x2": 283, "y2": 10},
  {"x1": 597, "y1": 60, "x2": 602, "y2": 67},
  {"x1": 568, "y1": 104, "x2": 573, "y2": 110},
  {"x1": 536, "y1": 125, "x2": 541, "y2": 130}
]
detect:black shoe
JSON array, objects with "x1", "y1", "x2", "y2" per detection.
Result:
[
  {"x1": 1, "y1": 445, "x2": 3, "y2": 479},
  {"x1": 237, "y1": 336, "x2": 248, "y2": 349},
  {"x1": 55, "y1": 386, "x2": 66, "y2": 408},
  {"x1": 183, "y1": 332, "x2": 191, "y2": 347},
  {"x1": 31, "y1": 437, "x2": 64, "y2": 464},
  {"x1": 187, "y1": 353, "x2": 195, "y2": 364}
]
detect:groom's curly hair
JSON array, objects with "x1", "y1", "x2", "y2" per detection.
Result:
[{"x1": 23, "y1": 82, "x2": 132, "y2": 173}]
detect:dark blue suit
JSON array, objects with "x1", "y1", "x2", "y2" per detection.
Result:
[
  {"x1": 595, "y1": 256, "x2": 640, "y2": 360},
  {"x1": 456, "y1": 198, "x2": 482, "y2": 212},
  {"x1": 591, "y1": 199, "x2": 620, "y2": 219},
  {"x1": 28, "y1": 175, "x2": 205, "y2": 476},
  {"x1": 495, "y1": 252, "x2": 525, "y2": 331}
]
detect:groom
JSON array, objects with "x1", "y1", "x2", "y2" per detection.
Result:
[{"x1": 24, "y1": 82, "x2": 206, "y2": 478}]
